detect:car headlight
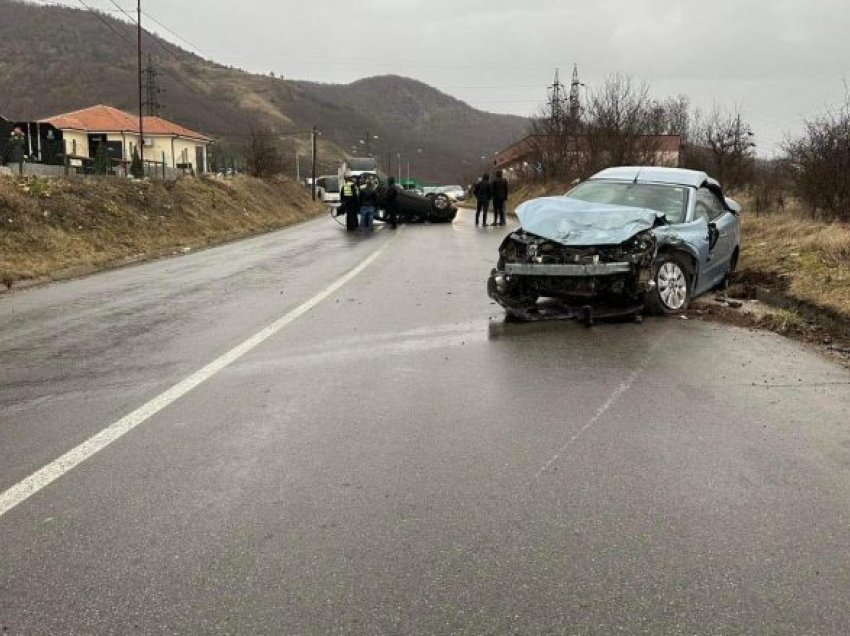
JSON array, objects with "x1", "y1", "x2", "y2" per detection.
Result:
[{"x1": 625, "y1": 231, "x2": 655, "y2": 253}]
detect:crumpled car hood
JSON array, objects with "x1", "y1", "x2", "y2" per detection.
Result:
[{"x1": 516, "y1": 197, "x2": 665, "y2": 246}]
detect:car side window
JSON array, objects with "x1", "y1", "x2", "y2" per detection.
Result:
[{"x1": 695, "y1": 189, "x2": 726, "y2": 222}]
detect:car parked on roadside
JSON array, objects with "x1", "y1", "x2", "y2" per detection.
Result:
[
  {"x1": 439, "y1": 185, "x2": 467, "y2": 202},
  {"x1": 487, "y1": 166, "x2": 742, "y2": 321}
]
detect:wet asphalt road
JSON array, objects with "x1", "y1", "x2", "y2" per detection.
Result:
[{"x1": 2, "y1": 209, "x2": 850, "y2": 634}]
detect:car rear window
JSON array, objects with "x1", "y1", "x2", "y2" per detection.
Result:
[{"x1": 567, "y1": 181, "x2": 689, "y2": 223}]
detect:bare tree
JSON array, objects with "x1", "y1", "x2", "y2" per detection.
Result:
[
  {"x1": 647, "y1": 95, "x2": 691, "y2": 140},
  {"x1": 526, "y1": 101, "x2": 585, "y2": 183},
  {"x1": 582, "y1": 74, "x2": 661, "y2": 176},
  {"x1": 783, "y1": 97, "x2": 850, "y2": 220},
  {"x1": 687, "y1": 105, "x2": 756, "y2": 190},
  {"x1": 245, "y1": 127, "x2": 285, "y2": 178}
]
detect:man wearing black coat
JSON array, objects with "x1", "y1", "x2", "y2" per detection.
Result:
[
  {"x1": 385, "y1": 176, "x2": 399, "y2": 229},
  {"x1": 475, "y1": 173, "x2": 492, "y2": 226},
  {"x1": 491, "y1": 170, "x2": 509, "y2": 226}
]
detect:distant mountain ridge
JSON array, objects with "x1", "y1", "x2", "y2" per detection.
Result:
[{"x1": 0, "y1": 0, "x2": 528, "y2": 181}]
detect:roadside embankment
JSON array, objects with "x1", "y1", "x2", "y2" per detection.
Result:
[
  {"x1": 0, "y1": 174, "x2": 324, "y2": 290},
  {"x1": 735, "y1": 198, "x2": 850, "y2": 321}
]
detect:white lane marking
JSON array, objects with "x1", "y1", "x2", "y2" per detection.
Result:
[
  {"x1": 0, "y1": 234, "x2": 398, "y2": 519},
  {"x1": 534, "y1": 336, "x2": 663, "y2": 480}
]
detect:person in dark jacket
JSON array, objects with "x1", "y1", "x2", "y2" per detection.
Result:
[
  {"x1": 475, "y1": 173, "x2": 492, "y2": 226},
  {"x1": 384, "y1": 176, "x2": 399, "y2": 229},
  {"x1": 359, "y1": 176, "x2": 378, "y2": 231},
  {"x1": 340, "y1": 173, "x2": 360, "y2": 231},
  {"x1": 491, "y1": 170, "x2": 509, "y2": 226}
]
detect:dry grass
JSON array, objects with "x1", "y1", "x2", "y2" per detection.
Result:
[
  {"x1": 507, "y1": 181, "x2": 567, "y2": 209},
  {"x1": 0, "y1": 174, "x2": 324, "y2": 287},
  {"x1": 737, "y1": 195, "x2": 850, "y2": 318}
]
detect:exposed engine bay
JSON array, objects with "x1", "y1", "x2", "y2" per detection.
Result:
[{"x1": 488, "y1": 228, "x2": 657, "y2": 320}]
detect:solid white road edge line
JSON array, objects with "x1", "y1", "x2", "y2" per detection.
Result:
[{"x1": 0, "y1": 232, "x2": 399, "y2": 519}]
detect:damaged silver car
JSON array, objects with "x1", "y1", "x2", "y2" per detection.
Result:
[{"x1": 488, "y1": 167, "x2": 742, "y2": 321}]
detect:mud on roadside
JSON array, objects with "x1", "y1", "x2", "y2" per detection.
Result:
[{"x1": 687, "y1": 277, "x2": 850, "y2": 370}]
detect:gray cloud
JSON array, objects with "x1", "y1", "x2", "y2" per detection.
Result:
[{"x1": 46, "y1": 0, "x2": 850, "y2": 154}]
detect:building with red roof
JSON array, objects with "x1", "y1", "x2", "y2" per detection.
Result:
[{"x1": 41, "y1": 104, "x2": 211, "y2": 172}]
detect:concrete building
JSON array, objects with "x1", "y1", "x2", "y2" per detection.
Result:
[{"x1": 42, "y1": 105, "x2": 211, "y2": 173}]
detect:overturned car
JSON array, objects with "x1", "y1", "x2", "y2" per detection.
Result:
[
  {"x1": 358, "y1": 172, "x2": 458, "y2": 224},
  {"x1": 488, "y1": 167, "x2": 742, "y2": 321}
]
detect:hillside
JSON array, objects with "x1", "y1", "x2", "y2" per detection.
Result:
[{"x1": 0, "y1": 0, "x2": 528, "y2": 182}]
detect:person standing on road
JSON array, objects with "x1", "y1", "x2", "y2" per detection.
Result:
[
  {"x1": 492, "y1": 169, "x2": 509, "y2": 226},
  {"x1": 359, "y1": 176, "x2": 378, "y2": 232},
  {"x1": 340, "y1": 173, "x2": 361, "y2": 232},
  {"x1": 385, "y1": 176, "x2": 400, "y2": 229},
  {"x1": 475, "y1": 173, "x2": 492, "y2": 226}
]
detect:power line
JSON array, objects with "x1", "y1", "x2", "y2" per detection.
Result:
[
  {"x1": 142, "y1": 9, "x2": 211, "y2": 60},
  {"x1": 102, "y1": 0, "x2": 188, "y2": 67},
  {"x1": 73, "y1": 0, "x2": 134, "y2": 44},
  {"x1": 105, "y1": 0, "x2": 134, "y2": 24}
]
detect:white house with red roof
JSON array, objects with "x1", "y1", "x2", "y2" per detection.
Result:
[{"x1": 41, "y1": 104, "x2": 211, "y2": 173}]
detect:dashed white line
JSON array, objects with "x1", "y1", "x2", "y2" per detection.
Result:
[
  {"x1": 0, "y1": 233, "x2": 397, "y2": 519},
  {"x1": 534, "y1": 336, "x2": 663, "y2": 480}
]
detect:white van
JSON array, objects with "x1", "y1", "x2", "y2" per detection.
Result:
[{"x1": 315, "y1": 175, "x2": 341, "y2": 205}]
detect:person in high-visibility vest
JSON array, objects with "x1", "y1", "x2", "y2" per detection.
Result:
[{"x1": 340, "y1": 173, "x2": 361, "y2": 231}]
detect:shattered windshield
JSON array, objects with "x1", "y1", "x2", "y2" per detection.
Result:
[{"x1": 566, "y1": 181, "x2": 689, "y2": 224}]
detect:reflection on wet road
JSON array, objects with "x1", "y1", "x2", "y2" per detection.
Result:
[{"x1": 2, "y1": 211, "x2": 850, "y2": 633}]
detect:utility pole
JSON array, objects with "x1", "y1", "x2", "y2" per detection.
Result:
[
  {"x1": 311, "y1": 126, "x2": 317, "y2": 201},
  {"x1": 143, "y1": 54, "x2": 162, "y2": 117},
  {"x1": 137, "y1": 0, "x2": 144, "y2": 170},
  {"x1": 296, "y1": 153, "x2": 300, "y2": 182}
]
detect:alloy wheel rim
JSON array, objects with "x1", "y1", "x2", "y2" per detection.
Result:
[{"x1": 658, "y1": 262, "x2": 687, "y2": 310}]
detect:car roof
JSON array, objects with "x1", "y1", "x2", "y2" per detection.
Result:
[{"x1": 589, "y1": 166, "x2": 719, "y2": 189}]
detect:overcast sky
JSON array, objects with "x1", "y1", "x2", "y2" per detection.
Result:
[{"x1": 40, "y1": 0, "x2": 850, "y2": 155}]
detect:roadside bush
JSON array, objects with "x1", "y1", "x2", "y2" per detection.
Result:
[
  {"x1": 130, "y1": 147, "x2": 144, "y2": 179},
  {"x1": 784, "y1": 98, "x2": 850, "y2": 221}
]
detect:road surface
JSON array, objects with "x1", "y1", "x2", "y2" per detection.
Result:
[{"x1": 2, "y1": 211, "x2": 850, "y2": 634}]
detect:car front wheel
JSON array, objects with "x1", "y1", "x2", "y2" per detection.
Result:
[{"x1": 647, "y1": 253, "x2": 692, "y2": 314}]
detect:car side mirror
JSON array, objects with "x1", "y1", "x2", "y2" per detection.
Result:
[{"x1": 725, "y1": 197, "x2": 742, "y2": 215}]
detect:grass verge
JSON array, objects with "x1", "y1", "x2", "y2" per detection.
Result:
[{"x1": 0, "y1": 174, "x2": 324, "y2": 289}]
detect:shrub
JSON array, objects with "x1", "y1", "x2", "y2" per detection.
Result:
[{"x1": 784, "y1": 98, "x2": 850, "y2": 221}]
